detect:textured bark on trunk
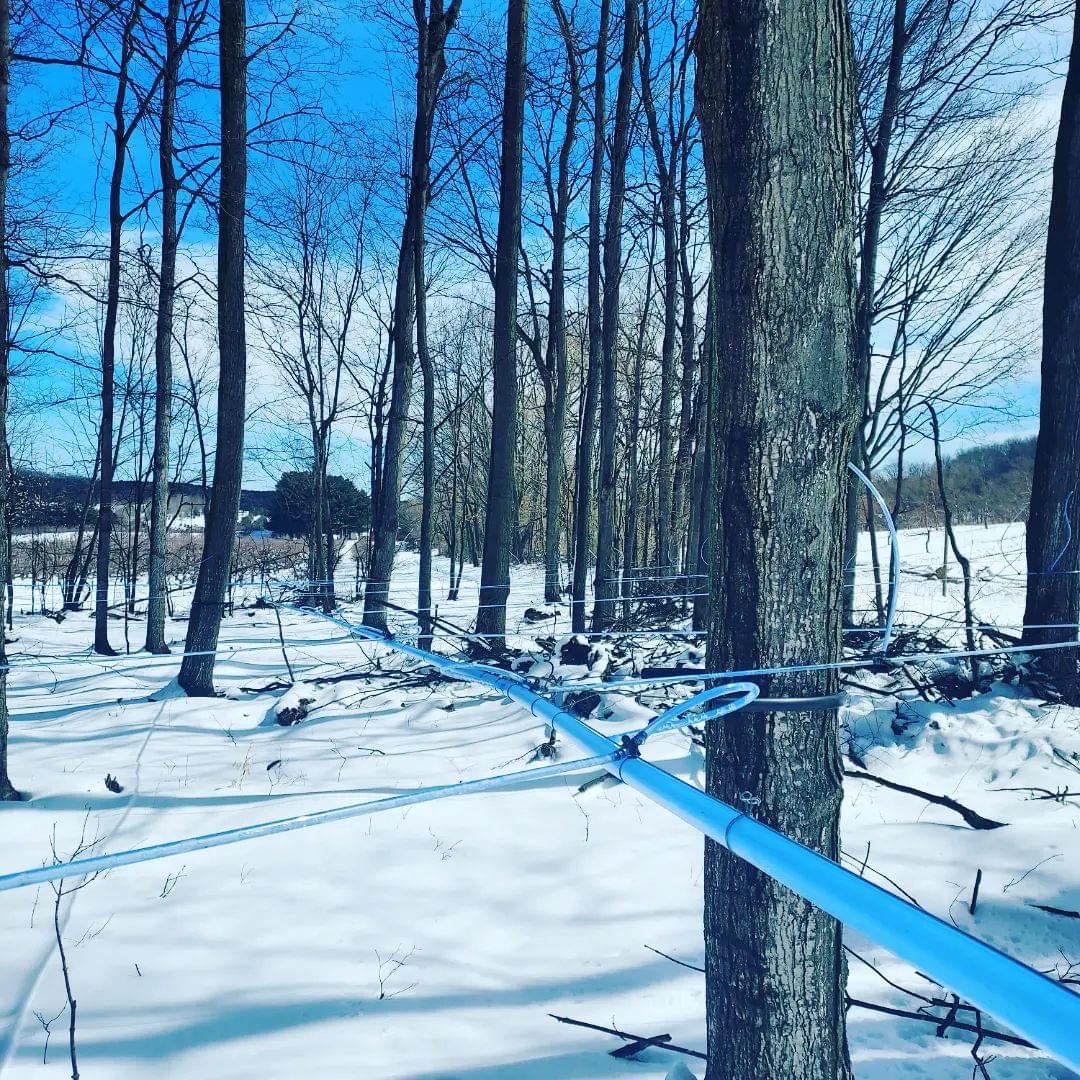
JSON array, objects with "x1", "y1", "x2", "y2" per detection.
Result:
[
  {"x1": 476, "y1": 0, "x2": 527, "y2": 640},
  {"x1": 177, "y1": 0, "x2": 247, "y2": 696},
  {"x1": 1023, "y1": 0, "x2": 1080, "y2": 692},
  {"x1": 697, "y1": 0, "x2": 857, "y2": 1074},
  {"x1": 364, "y1": 0, "x2": 460, "y2": 630},
  {"x1": 145, "y1": 0, "x2": 181, "y2": 654},
  {"x1": 592, "y1": 0, "x2": 638, "y2": 632},
  {"x1": 571, "y1": 0, "x2": 610, "y2": 634}
]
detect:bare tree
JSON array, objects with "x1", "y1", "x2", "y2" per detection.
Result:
[
  {"x1": 252, "y1": 127, "x2": 375, "y2": 613},
  {"x1": 177, "y1": 0, "x2": 246, "y2": 696},
  {"x1": 571, "y1": 0, "x2": 610, "y2": 633},
  {"x1": 697, "y1": 0, "x2": 857, "y2": 1076},
  {"x1": 638, "y1": 0, "x2": 678, "y2": 575},
  {"x1": 145, "y1": 0, "x2": 187, "y2": 653},
  {"x1": 364, "y1": 0, "x2": 462, "y2": 631},
  {"x1": 475, "y1": 0, "x2": 528, "y2": 641},
  {"x1": 519, "y1": 0, "x2": 582, "y2": 604},
  {"x1": 592, "y1": 0, "x2": 639, "y2": 632},
  {"x1": 91, "y1": 0, "x2": 172, "y2": 655},
  {"x1": 0, "y1": 0, "x2": 17, "y2": 801},
  {"x1": 842, "y1": 0, "x2": 1062, "y2": 618},
  {"x1": 1024, "y1": 0, "x2": 1080, "y2": 693}
]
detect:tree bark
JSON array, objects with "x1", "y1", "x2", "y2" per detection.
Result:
[
  {"x1": 177, "y1": 0, "x2": 247, "y2": 696},
  {"x1": 1023, "y1": 0, "x2": 1080, "y2": 692},
  {"x1": 697, "y1": 0, "x2": 857, "y2": 1074},
  {"x1": 475, "y1": 0, "x2": 528, "y2": 640},
  {"x1": 145, "y1": 0, "x2": 181, "y2": 654},
  {"x1": 592, "y1": 0, "x2": 638, "y2": 633}
]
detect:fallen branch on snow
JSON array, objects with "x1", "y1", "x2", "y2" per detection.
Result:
[
  {"x1": 548, "y1": 1013, "x2": 705, "y2": 1061},
  {"x1": 844, "y1": 768, "x2": 1007, "y2": 830}
]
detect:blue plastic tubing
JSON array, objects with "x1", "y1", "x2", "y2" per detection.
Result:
[
  {"x1": 4, "y1": 610, "x2": 1079, "y2": 1071},
  {"x1": 0, "y1": 750, "x2": 620, "y2": 893},
  {"x1": 318, "y1": 615, "x2": 1080, "y2": 1071}
]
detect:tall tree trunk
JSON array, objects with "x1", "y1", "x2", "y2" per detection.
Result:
[
  {"x1": 543, "y1": 0, "x2": 580, "y2": 604},
  {"x1": 417, "y1": 250, "x2": 435, "y2": 648},
  {"x1": 445, "y1": 370, "x2": 462, "y2": 601},
  {"x1": 320, "y1": 436, "x2": 336, "y2": 612},
  {"x1": 691, "y1": 278, "x2": 716, "y2": 632},
  {"x1": 476, "y1": 0, "x2": 528, "y2": 641},
  {"x1": 591, "y1": 0, "x2": 638, "y2": 633},
  {"x1": 364, "y1": 0, "x2": 460, "y2": 631},
  {"x1": 697, "y1": 0, "x2": 857, "y2": 1074},
  {"x1": 670, "y1": 155, "x2": 698, "y2": 567},
  {"x1": 621, "y1": 340, "x2": 645, "y2": 621},
  {"x1": 843, "y1": 0, "x2": 907, "y2": 623},
  {"x1": 145, "y1": 0, "x2": 180, "y2": 654},
  {"x1": 0, "y1": 0, "x2": 17, "y2": 800},
  {"x1": 308, "y1": 437, "x2": 327, "y2": 607},
  {"x1": 621, "y1": 236, "x2": 656, "y2": 619},
  {"x1": 177, "y1": 0, "x2": 247, "y2": 696},
  {"x1": 1023, "y1": 0, "x2": 1080, "y2": 693},
  {"x1": 640, "y1": 0, "x2": 677, "y2": 575},
  {"x1": 929, "y1": 404, "x2": 976, "y2": 676},
  {"x1": 571, "y1": 0, "x2": 610, "y2": 634},
  {"x1": 95, "y1": 1, "x2": 141, "y2": 656}
]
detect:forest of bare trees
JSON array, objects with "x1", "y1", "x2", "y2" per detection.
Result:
[{"x1": 0, "y1": 0, "x2": 1078, "y2": 1072}]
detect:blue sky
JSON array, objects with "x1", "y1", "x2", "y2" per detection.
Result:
[{"x1": 9, "y1": 1, "x2": 1060, "y2": 490}]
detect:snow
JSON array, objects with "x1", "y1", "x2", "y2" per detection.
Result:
[{"x1": 0, "y1": 523, "x2": 1077, "y2": 1078}]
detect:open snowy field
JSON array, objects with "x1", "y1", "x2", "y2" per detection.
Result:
[{"x1": 1, "y1": 523, "x2": 1078, "y2": 1079}]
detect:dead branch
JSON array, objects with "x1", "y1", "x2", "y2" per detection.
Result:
[
  {"x1": 846, "y1": 998, "x2": 1033, "y2": 1049},
  {"x1": 548, "y1": 1012, "x2": 706, "y2": 1061},
  {"x1": 644, "y1": 944, "x2": 704, "y2": 973},
  {"x1": 1028, "y1": 903, "x2": 1080, "y2": 920},
  {"x1": 844, "y1": 768, "x2": 1006, "y2": 830}
]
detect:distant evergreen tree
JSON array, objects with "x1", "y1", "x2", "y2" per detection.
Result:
[{"x1": 268, "y1": 472, "x2": 370, "y2": 538}]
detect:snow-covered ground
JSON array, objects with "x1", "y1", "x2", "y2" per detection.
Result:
[{"x1": 1, "y1": 523, "x2": 1078, "y2": 1079}]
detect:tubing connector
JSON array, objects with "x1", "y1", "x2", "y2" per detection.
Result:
[{"x1": 633, "y1": 682, "x2": 761, "y2": 744}]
